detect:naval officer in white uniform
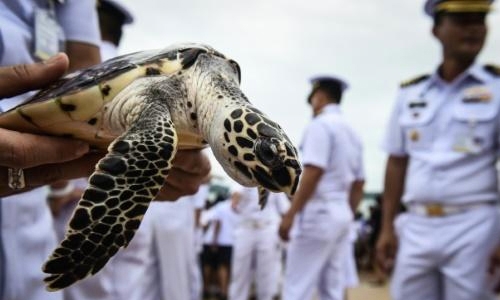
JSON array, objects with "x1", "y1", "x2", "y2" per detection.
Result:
[
  {"x1": 376, "y1": 1, "x2": 500, "y2": 299},
  {"x1": 279, "y1": 76, "x2": 365, "y2": 300}
]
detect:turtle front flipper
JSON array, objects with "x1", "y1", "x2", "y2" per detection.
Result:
[{"x1": 43, "y1": 101, "x2": 177, "y2": 291}]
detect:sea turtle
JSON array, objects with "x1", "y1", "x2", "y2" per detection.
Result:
[{"x1": 0, "y1": 43, "x2": 301, "y2": 290}]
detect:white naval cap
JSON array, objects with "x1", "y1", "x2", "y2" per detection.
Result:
[{"x1": 424, "y1": 0, "x2": 495, "y2": 17}]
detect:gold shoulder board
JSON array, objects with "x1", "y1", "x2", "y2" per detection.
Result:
[
  {"x1": 400, "y1": 74, "x2": 430, "y2": 88},
  {"x1": 484, "y1": 64, "x2": 500, "y2": 76}
]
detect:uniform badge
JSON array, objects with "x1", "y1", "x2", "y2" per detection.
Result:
[
  {"x1": 408, "y1": 100, "x2": 427, "y2": 119},
  {"x1": 462, "y1": 86, "x2": 492, "y2": 103},
  {"x1": 409, "y1": 130, "x2": 420, "y2": 142},
  {"x1": 408, "y1": 101, "x2": 427, "y2": 109},
  {"x1": 453, "y1": 136, "x2": 482, "y2": 154}
]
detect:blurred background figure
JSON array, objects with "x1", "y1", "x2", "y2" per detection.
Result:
[
  {"x1": 200, "y1": 190, "x2": 238, "y2": 300},
  {"x1": 376, "y1": 1, "x2": 500, "y2": 300},
  {"x1": 97, "y1": 0, "x2": 134, "y2": 59},
  {"x1": 191, "y1": 182, "x2": 211, "y2": 300},
  {"x1": 0, "y1": 1, "x2": 100, "y2": 300},
  {"x1": 342, "y1": 166, "x2": 366, "y2": 298},
  {"x1": 229, "y1": 186, "x2": 289, "y2": 300},
  {"x1": 279, "y1": 76, "x2": 365, "y2": 300},
  {"x1": 153, "y1": 191, "x2": 208, "y2": 300},
  {"x1": 366, "y1": 194, "x2": 385, "y2": 286}
]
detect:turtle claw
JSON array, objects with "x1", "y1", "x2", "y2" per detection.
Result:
[{"x1": 258, "y1": 186, "x2": 269, "y2": 210}]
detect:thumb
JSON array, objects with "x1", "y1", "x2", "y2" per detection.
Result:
[{"x1": 0, "y1": 53, "x2": 69, "y2": 99}]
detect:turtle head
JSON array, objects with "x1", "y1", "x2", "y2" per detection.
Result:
[
  {"x1": 177, "y1": 45, "x2": 301, "y2": 196},
  {"x1": 213, "y1": 106, "x2": 302, "y2": 197},
  {"x1": 184, "y1": 50, "x2": 301, "y2": 195}
]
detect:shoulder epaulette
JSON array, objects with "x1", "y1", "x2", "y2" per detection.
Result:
[
  {"x1": 484, "y1": 64, "x2": 500, "y2": 76},
  {"x1": 400, "y1": 74, "x2": 430, "y2": 88}
]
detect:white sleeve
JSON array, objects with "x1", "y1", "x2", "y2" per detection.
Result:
[
  {"x1": 56, "y1": 0, "x2": 100, "y2": 46},
  {"x1": 381, "y1": 91, "x2": 407, "y2": 156},
  {"x1": 300, "y1": 120, "x2": 331, "y2": 169},
  {"x1": 273, "y1": 193, "x2": 290, "y2": 215},
  {"x1": 201, "y1": 206, "x2": 217, "y2": 226},
  {"x1": 193, "y1": 184, "x2": 209, "y2": 209},
  {"x1": 234, "y1": 187, "x2": 258, "y2": 214},
  {"x1": 212, "y1": 203, "x2": 222, "y2": 221}
]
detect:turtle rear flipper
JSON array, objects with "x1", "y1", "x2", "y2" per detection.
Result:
[{"x1": 43, "y1": 99, "x2": 177, "y2": 291}]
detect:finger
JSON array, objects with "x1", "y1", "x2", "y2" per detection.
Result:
[
  {"x1": 278, "y1": 226, "x2": 289, "y2": 242},
  {"x1": 488, "y1": 258, "x2": 495, "y2": 275},
  {"x1": 0, "y1": 53, "x2": 69, "y2": 99},
  {"x1": 171, "y1": 149, "x2": 211, "y2": 175},
  {"x1": 24, "y1": 153, "x2": 102, "y2": 185},
  {"x1": 0, "y1": 129, "x2": 89, "y2": 169},
  {"x1": 164, "y1": 169, "x2": 203, "y2": 196},
  {"x1": 375, "y1": 245, "x2": 389, "y2": 273},
  {"x1": 160, "y1": 165, "x2": 211, "y2": 200},
  {"x1": 155, "y1": 182, "x2": 189, "y2": 201},
  {"x1": 489, "y1": 254, "x2": 500, "y2": 275},
  {"x1": 0, "y1": 153, "x2": 102, "y2": 196}
]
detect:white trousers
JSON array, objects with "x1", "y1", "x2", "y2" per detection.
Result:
[
  {"x1": 153, "y1": 201, "x2": 197, "y2": 300},
  {"x1": 1, "y1": 189, "x2": 62, "y2": 300},
  {"x1": 229, "y1": 222, "x2": 282, "y2": 300},
  {"x1": 282, "y1": 201, "x2": 352, "y2": 300},
  {"x1": 343, "y1": 226, "x2": 359, "y2": 289},
  {"x1": 391, "y1": 205, "x2": 500, "y2": 300}
]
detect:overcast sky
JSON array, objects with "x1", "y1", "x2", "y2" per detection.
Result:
[{"x1": 119, "y1": 0, "x2": 500, "y2": 192}]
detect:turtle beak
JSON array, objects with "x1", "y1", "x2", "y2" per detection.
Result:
[{"x1": 252, "y1": 137, "x2": 301, "y2": 197}]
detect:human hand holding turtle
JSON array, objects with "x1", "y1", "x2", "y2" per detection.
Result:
[
  {"x1": 0, "y1": 53, "x2": 211, "y2": 198},
  {"x1": 0, "y1": 53, "x2": 99, "y2": 196}
]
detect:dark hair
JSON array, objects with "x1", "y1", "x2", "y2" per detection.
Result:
[
  {"x1": 433, "y1": 12, "x2": 444, "y2": 25},
  {"x1": 316, "y1": 84, "x2": 342, "y2": 104},
  {"x1": 98, "y1": 2, "x2": 128, "y2": 45}
]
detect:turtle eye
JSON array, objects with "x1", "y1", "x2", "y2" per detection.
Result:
[
  {"x1": 255, "y1": 138, "x2": 281, "y2": 168},
  {"x1": 228, "y1": 60, "x2": 241, "y2": 83}
]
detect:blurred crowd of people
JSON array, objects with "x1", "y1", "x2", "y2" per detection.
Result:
[{"x1": 1, "y1": 0, "x2": 500, "y2": 300}]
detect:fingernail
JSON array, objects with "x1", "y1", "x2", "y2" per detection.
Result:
[{"x1": 44, "y1": 53, "x2": 64, "y2": 65}]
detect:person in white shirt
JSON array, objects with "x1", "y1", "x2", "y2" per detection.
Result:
[
  {"x1": 279, "y1": 76, "x2": 365, "y2": 300},
  {"x1": 376, "y1": 1, "x2": 500, "y2": 299},
  {"x1": 202, "y1": 199, "x2": 239, "y2": 300},
  {"x1": 0, "y1": 1, "x2": 101, "y2": 299},
  {"x1": 229, "y1": 185, "x2": 290, "y2": 300}
]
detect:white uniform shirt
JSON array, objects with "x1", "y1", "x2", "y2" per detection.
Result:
[
  {"x1": 100, "y1": 40, "x2": 118, "y2": 61},
  {"x1": 209, "y1": 200, "x2": 239, "y2": 246},
  {"x1": 0, "y1": 0, "x2": 100, "y2": 110},
  {"x1": 193, "y1": 184, "x2": 209, "y2": 210},
  {"x1": 0, "y1": 2, "x2": 99, "y2": 299},
  {"x1": 233, "y1": 186, "x2": 289, "y2": 224},
  {"x1": 383, "y1": 64, "x2": 500, "y2": 204},
  {"x1": 300, "y1": 104, "x2": 365, "y2": 201}
]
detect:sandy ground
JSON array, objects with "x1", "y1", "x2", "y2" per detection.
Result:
[
  {"x1": 347, "y1": 278, "x2": 390, "y2": 300},
  {"x1": 346, "y1": 274, "x2": 500, "y2": 300},
  {"x1": 209, "y1": 272, "x2": 500, "y2": 300}
]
